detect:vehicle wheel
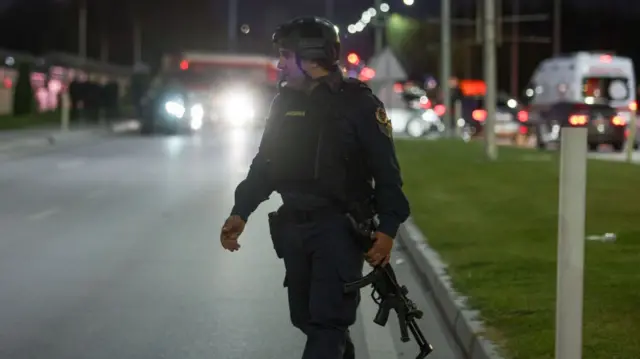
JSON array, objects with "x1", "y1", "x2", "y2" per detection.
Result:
[
  {"x1": 588, "y1": 143, "x2": 599, "y2": 151},
  {"x1": 406, "y1": 118, "x2": 425, "y2": 138},
  {"x1": 612, "y1": 141, "x2": 624, "y2": 152}
]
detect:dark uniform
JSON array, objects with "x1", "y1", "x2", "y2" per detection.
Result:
[{"x1": 229, "y1": 17, "x2": 410, "y2": 359}]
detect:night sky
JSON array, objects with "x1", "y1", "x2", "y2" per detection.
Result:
[{"x1": 0, "y1": 0, "x2": 636, "y2": 78}]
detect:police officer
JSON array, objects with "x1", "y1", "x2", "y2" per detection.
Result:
[{"x1": 220, "y1": 17, "x2": 410, "y2": 359}]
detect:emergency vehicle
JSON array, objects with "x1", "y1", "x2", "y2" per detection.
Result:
[
  {"x1": 141, "y1": 52, "x2": 280, "y2": 133},
  {"x1": 521, "y1": 52, "x2": 637, "y2": 151}
]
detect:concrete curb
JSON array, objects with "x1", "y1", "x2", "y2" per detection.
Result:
[
  {"x1": 0, "y1": 120, "x2": 139, "y2": 153},
  {"x1": 396, "y1": 218, "x2": 505, "y2": 359}
]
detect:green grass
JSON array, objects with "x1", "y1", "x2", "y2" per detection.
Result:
[
  {"x1": 0, "y1": 110, "x2": 60, "y2": 130},
  {"x1": 395, "y1": 139, "x2": 640, "y2": 359}
]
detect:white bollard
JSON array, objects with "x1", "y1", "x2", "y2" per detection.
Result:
[{"x1": 555, "y1": 127, "x2": 588, "y2": 359}]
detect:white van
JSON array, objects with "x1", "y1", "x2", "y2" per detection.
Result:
[{"x1": 521, "y1": 52, "x2": 636, "y2": 151}]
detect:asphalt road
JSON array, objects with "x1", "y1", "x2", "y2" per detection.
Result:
[{"x1": 0, "y1": 127, "x2": 463, "y2": 359}]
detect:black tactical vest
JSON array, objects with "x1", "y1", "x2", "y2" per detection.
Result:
[{"x1": 262, "y1": 79, "x2": 368, "y2": 206}]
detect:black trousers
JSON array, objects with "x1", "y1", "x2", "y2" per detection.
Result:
[{"x1": 281, "y1": 212, "x2": 364, "y2": 359}]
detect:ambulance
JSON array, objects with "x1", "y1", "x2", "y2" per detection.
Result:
[{"x1": 521, "y1": 52, "x2": 636, "y2": 151}]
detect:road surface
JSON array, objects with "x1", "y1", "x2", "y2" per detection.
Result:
[{"x1": 0, "y1": 128, "x2": 463, "y2": 359}]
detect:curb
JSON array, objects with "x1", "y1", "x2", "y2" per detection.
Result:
[
  {"x1": 0, "y1": 120, "x2": 139, "y2": 153},
  {"x1": 396, "y1": 218, "x2": 505, "y2": 359}
]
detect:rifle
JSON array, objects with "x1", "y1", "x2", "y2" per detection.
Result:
[{"x1": 344, "y1": 213, "x2": 433, "y2": 359}]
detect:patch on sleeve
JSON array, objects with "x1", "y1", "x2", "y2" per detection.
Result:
[{"x1": 375, "y1": 107, "x2": 393, "y2": 137}]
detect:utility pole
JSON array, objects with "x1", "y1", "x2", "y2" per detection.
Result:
[
  {"x1": 484, "y1": 0, "x2": 498, "y2": 160},
  {"x1": 553, "y1": 0, "x2": 561, "y2": 55},
  {"x1": 78, "y1": 0, "x2": 87, "y2": 60},
  {"x1": 325, "y1": 0, "x2": 334, "y2": 20},
  {"x1": 441, "y1": 0, "x2": 452, "y2": 136},
  {"x1": 373, "y1": 0, "x2": 384, "y2": 54},
  {"x1": 228, "y1": 0, "x2": 238, "y2": 51},
  {"x1": 133, "y1": 20, "x2": 142, "y2": 65},
  {"x1": 510, "y1": 0, "x2": 519, "y2": 96}
]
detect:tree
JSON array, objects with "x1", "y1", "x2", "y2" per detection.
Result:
[{"x1": 13, "y1": 62, "x2": 35, "y2": 116}]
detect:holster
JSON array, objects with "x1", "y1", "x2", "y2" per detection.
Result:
[
  {"x1": 268, "y1": 210, "x2": 285, "y2": 259},
  {"x1": 346, "y1": 201, "x2": 377, "y2": 252}
]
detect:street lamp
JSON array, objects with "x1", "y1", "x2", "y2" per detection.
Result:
[{"x1": 403, "y1": 0, "x2": 414, "y2": 5}]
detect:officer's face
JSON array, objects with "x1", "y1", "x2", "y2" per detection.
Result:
[{"x1": 277, "y1": 49, "x2": 307, "y2": 83}]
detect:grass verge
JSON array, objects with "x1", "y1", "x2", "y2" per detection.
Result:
[
  {"x1": 0, "y1": 110, "x2": 60, "y2": 130},
  {"x1": 395, "y1": 139, "x2": 640, "y2": 359}
]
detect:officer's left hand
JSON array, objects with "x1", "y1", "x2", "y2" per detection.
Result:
[{"x1": 365, "y1": 231, "x2": 394, "y2": 267}]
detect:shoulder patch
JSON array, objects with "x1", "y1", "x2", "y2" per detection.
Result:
[{"x1": 375, "y1": 106, "x2": 393, "y2": 137}]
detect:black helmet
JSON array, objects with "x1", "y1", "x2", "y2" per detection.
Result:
[{"x1": 272, "y1": 17, "x2": 341, "y2": 66}]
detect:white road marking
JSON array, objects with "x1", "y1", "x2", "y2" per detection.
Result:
[
  {"x1": 359, "y1": 267, "x2": 400, "y2": 359},
  {"x1": 28, "y1": 208, "x2": 60, "y2": 220}
]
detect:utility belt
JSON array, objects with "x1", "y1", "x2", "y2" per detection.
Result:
[{"x1": 268, "y1": 200, "x2": 376, "y2": 259}]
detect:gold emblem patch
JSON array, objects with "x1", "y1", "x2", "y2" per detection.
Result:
[{"x1": 375, "y1": 107, "x2": 393, "y2": 137}]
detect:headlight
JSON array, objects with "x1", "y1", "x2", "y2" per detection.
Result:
[
  {"x1": 165, "y1": 100, "x2": 185, "y2": 118},
  {"x1": 221, "y1": 92, "x2": 255, "y2": 125},
  {"x1": 190, "y1": 104, "x2": 204, "y2": 130}
]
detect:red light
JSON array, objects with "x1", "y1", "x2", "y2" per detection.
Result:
[
  {"x1": 612, "y1": 115, "x2": 626, "y2": 126},
  {"x1": 393, "y1": 83, "x2": 403, "y2": 93},
  {"x1": 359, "y1": 67, "x2": 375, "y2": 80},
  {"x1": 472, "y1": 109, "x2": 487, "y2": 122},
  {"x1": 569, "y1": 114, "x2": 588, "y2": 126},
  {"x1": 517, "y1": 110, "x2": 528, "y2": 122},
  {"x1": 180, "y1": 60, "x2": 189, "y2": 70},
  {"x1": 3, "y1": 78, "x2": 11, "y2": 88},
  {"x1": 434, "y1": 104, "x2": 446, "y2": 116},
  {"x1": 600, "y1": 54, "x2": 612, "y2": 63},
  {"x1": 347, "y1": 53, "x2": 360, "y2": 65}
]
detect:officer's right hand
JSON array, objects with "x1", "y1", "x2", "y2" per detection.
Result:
[{"x1": 220, "y1": 215, "x2": 246, "y2": 252}]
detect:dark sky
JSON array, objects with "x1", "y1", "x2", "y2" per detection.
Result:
[{"x1": 0, "y1": 0, "x2": 636, "y2": 68}]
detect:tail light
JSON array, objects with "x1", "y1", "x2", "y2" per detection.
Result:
[
  {"x1": 434, "y1": 104, "x2": 446, "y2": 116},
  {"x1": 630, "y1": 101, "x2": 637, "y2": 112},
  {"x1": 517, "y1": 110, "x2": 528, "y2": 122},
  {"x1": 612, "y1": 115, "x2": 626, "y2": 126},
  {"x1": 569, "y1": 114, "x2": 588, "y2": 126},
  {"x1": 419, "y1": 96, "x2": 431, "y2": 109},
  {"x1": 472, "y1": 109, "x2": 487, "y2": 122},
  {"x1": 519, "y1": 126, "x2": 528, "y2": 134}
]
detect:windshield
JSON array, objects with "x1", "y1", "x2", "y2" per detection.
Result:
[{"x1": 582, "y1": 77, "x2": 630, "y2": 103}]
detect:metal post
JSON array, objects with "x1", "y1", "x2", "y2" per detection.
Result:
[
  {"x1": 325, "y1": 0, "x2": 334, "y2": 20},
  {"x1": 510, "y1": 0, "x2": 519, "y2": 97},
  {"x1": 228, "y1": 0, "x2": 238, "y2": 51},
  {"x1": 553, "y1": 0, "x2": 561, "y2": 55},
  {"x1": 441, "y1": 0, "x2": 452, "y2": 136},
  {"x1": 555, "y1": 127, "x2": 587, "y2": 359},
  {"x1": 101, "y1": 34, "x2": 109, "y2": 62},
  {"x1": 625, "y1": 109, "x2": 637, "y2": 162},
  {"x1": 454, "y1": 99, "x2": 462, "y2": 136},
  {"x1": 133, "y1": 21, "x2": 142, "y2": 64},
  {"x1": 78, "y1": 0, "x2": 87, "y2": 60},
  {"x1": 61, "y1": 92, "x2": 70, "y2": 131},
  {"x1": 483, "y1": 0, "x2": 497, "y2": 159},
  {"x1": 374, "y1": 0, "x2": 384, "y2": 54}
]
